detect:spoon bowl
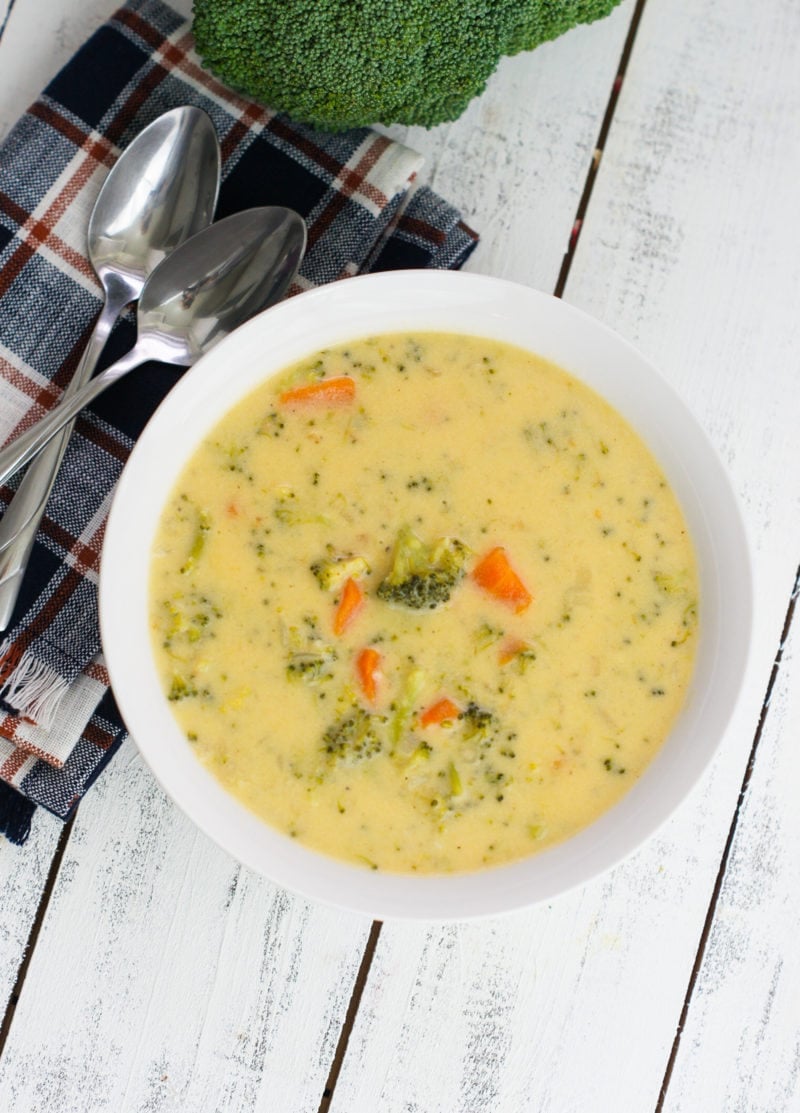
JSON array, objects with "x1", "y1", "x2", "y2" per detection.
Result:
[
  {"x1": 138, "y1": 206, "x2": 308, "y2": 364},
  {"x1": 0, "y1": 207, "x2": 307, "y2": 485},
  {"x1": 89, "y1": 105, "x2": 222, "y2": 308}
]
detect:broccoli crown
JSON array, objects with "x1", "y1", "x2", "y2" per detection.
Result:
[
  {"x1": 377, "y1": 526, "x2": 468, "y2": 610},
  {"x1": 192, "y1": 0, "x2": 625, "y2": 131}
]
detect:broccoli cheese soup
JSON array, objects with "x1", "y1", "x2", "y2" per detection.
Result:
[{"x1": 150, "y1": 332, "x2": 699, "y2": 874}]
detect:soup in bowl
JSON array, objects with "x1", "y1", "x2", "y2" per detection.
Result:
[{"x1": 100, "y1": 271, "x2": 752, "y2": 919}]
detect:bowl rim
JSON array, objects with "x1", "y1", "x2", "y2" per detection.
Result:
[{"x1": 100, "y1": 269, "x2": 754, "y2": 921}]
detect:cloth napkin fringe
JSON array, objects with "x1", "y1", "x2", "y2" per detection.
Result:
[
  {"x1": 0, "y1": 779, "x2": 35, "y2": 845},
  {"x1": 0, "y1": 643, "x2": 69, "y2": 729}
]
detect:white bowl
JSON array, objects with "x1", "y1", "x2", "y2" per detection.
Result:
[{"x1": 100, "y1": 270, "x2": 752, "y2": 920}]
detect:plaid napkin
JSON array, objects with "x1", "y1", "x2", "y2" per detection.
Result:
[{"x1": 0, "y1": 0, "x2": 477, "y2": 845}]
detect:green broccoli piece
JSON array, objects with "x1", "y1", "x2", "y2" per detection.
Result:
[
  {"x1": 310, "y1": 553, "x2": 370, "y2": 592},
  {"x1": 460, "y1": 701, "x2": 498, "y2": 741},
  {"x1": 389, "y1": 666, "x2": 427, "y2": 749},
  {"x1": 377, "y1": 526, "x2": 469, "y2": 610},
  {"x1": 322, "y1": 706, "x2": 383, "y2": 762},
  {"x1": 284, "y1": 615, "x2": 338, "y2": 683},
  {"x1": 192, "y1": 0, "x2": 625, "y2": 131},
  {"x1": 286, "y1": 649, "x2": 337, "y2": 683}
]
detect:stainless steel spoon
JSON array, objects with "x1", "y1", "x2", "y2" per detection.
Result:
[
  {"x1": 0, "y1": 106, "x2": 221, "y2": 629},
  {"x1": 0, "y1": 207, "x2": 307, "y2": 486}
]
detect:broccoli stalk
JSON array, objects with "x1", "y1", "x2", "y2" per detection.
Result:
[
  {"x1": 377, "y1": 526, "x2": 469, "y2": 611},
  {"x1": 192, "y1": 0, "x2": 625, "y2": 132}
]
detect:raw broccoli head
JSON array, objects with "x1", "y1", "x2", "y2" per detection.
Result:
[
  {"x1": 192, "y1": 0, "x2": 625, "y2": 131},
  {"x1": 377, "y1": 525, "x2": 469, "y2": 610}
]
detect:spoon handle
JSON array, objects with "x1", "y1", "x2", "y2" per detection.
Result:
[
  {"x1": 0, "y1": 344, "x2": 146, "y2": 490},
  {"x1": 0, "y1": 295, "x2": 130, "y2": 629}
]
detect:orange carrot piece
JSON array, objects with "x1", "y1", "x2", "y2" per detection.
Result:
[
  {"x1": 279, "y1": 376, "x2": 356, "y2": 407},
  {"x1": 333, "y1": 577, "x2": 364, "y2": 635},
  {"x1": 472, "y1": 547, "x2": 532, "y2": 613},
  {"x1": 355, "y1": 647, "x2": 381, "y2": 703},
  {"x1": 498, "y1": 638, "x2": 529, "y2": 665},
  {"x1": 419, "y1": 697, "x2": 460, "y2": 727}
]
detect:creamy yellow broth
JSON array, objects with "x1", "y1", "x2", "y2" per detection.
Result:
[{"x1": 150, "y1": 332, "x2": 699, "y2": 874}]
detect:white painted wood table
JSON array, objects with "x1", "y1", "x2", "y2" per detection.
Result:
[{"x1": 1, "y1": 0, "x2": 799, "y2": 1109}]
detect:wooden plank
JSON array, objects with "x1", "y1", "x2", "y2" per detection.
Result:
[
  {"x1": 330, "y1": 0, "x2": 800, "y2": 1109},
  {"x1": 0, "y1": 811, "x2": 62, "y2": 1022},
  {"x1": 0, "y1": 740, "x2": 372, "y2": 1111},
  {"x1": 662, "y1": 581, "x2": 800, "y2": 1112}
]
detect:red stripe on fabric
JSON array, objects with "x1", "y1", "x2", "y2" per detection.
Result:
[
  {"x1": 85, "y1": 660, "x2": 110, "y2": 686},
  {"x1": 0, "y1": 109, "x2": 112, "y2": 288},
  {"x1": 396, "y1": 214, "x2": 447, "y2": 246},
  {"x1": 336, "y1": 135, "x2": 392, "y2": 208},
  {"x1": 0, "y1": 319, "x2": 97, "y2": 446},
  {"x1": 0, "y1": 746, "x2": 28, "y2": 781},
  {"x1": 43, "y1": 520, "x2": 105, "y2": 577},
  {"x1": 266, "y1": 127, "x2": 393, "y2": 250},
  {"x1": 73, "y1": 416, "x2": 131, "y2": 464},
  {"x1": 108, "y1": 61, "x2": 173, "y2": 146},
  {"x1": 266, "y1": 117, "x2": 345, "y2": 180},
  {"x1": 6, "y1": 565, "x2": 86, "y2": 658},
  {"x1": 28, "y1": 101, "x2": 93, "y2": 151},
  {"x1": 220, "y1": 101, "x2": 270, "y2": 163},
  {"x1": 0, "y1": 644, "x2": 23, "y2": 685},
  {"x1": 159, "y1": 40, "x2": 185, "y2": 67},
  {"x1": 0, "y1": 725, "x2": 64, "y2": 767},
  {"x1": 83, "y1": 720, "x2": 114, "y2": 752},
  {"x1": 27, "y1": 103, "x2": 116, "y2": 178},
  {"x1": 0, "y1": 237, "x2": 36, "y2": 300},
  {"x1": 306, "y1": 189, "x2": 349, "y2": 249},
  {"x1": 113, "y1": 6, "x2": 165, "y2": 52},
  {"x1": 0, "y1": 191, "x2": 29, "y2": 227}
]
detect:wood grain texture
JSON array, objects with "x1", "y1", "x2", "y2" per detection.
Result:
[
  {"x1": 0, "y1": 740, "x2": 371, "y2": 1112},
  {"x1": 330, "y1": 0, "x2": 800, "y2": 1109},
  {"x1": 0, "y1": 0, "x2": 192, "y2": 141},
  {"x1": 0, "y1": 811, "x2": 61, "y2": 1019},
  {"x1": 662, "y1": 583, "x2": 800, "y2": 1112}
]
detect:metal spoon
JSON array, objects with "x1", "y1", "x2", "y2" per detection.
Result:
[
  {"x1": 0, "y1": 106, "x2": 221, "y2": 629},
  {"x1": 0, "y1": 207, "x2": 307, "y2": 485}
]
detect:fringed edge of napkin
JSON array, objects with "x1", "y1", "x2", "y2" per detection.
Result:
[{"x1": 0, "y1": 642, "x2": 69, "y2": 729}]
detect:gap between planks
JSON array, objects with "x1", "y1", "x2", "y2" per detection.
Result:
[
  {"x1": 554, "y1": 0, "x2": 648, "y2": 298},
  {"x1": 0, "y1": 0, "x2": 18, "y2": 45},
  {"x1": 0, "y1": 814, "x2": 75, "y2": 1059},
  {"x1": 318, "y1": 920, "x2": 383, "y2": 1113},
  {"x1": 655, "y1": 564, "x2": 800, "y2": 1111}
]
